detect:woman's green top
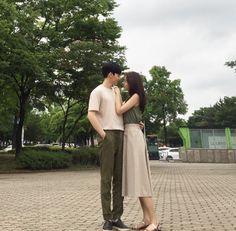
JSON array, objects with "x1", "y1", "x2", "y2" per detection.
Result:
[{"x1": 123, "y1": 106, "x2": 142, "y2": 124}]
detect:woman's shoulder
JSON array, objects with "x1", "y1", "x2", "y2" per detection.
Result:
[
  {"x1": 131, "y1": 94, "x2": 140, "y2": 107},
  {"x1": 132, "y1": 93, "x2": 139, "y2": 98}
]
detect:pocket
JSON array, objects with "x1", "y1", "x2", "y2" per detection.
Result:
[
  {"x1": 103, "y1": 133, "x2": 107, "y2": 140},
  {"x1": 98, "y1": 133, "x2": 107, "y2": 146}
]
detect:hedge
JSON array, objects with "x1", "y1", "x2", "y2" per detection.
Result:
[
  {"x1": 71, "y1": 147, "x2": 99, "y2": 166},
  {"x1": 17, "y1": 146, "x2": 100, "y2": 170},
  {"x1": 17, "y1": 150, "x2": 72, "y2": 170}
]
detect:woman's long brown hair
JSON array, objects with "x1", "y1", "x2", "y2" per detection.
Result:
[{"x1": 125, "y1": 72, "x2": 146, "y2": 112}]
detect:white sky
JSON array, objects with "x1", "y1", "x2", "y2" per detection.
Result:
[{"x1": 113, "y1": 0, "x2": 236, "y2": 119}]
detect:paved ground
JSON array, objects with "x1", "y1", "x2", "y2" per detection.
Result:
[{"x1": 0, "y1": 161, "x2": 236, "y2": 231}]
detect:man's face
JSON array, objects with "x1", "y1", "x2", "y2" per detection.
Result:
[{"x1": 111, "y1": 73, "x2": 121, "y2": 85}]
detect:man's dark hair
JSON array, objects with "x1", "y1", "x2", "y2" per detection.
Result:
[{"x1": 102, "y1": 62, "x2": 122, "y2": 78}]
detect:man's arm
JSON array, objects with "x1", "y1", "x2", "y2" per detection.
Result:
[{"x1": 87, "y1": 111, "x2": 106, "y2": 139}]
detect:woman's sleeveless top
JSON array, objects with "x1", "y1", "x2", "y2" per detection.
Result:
[{"x1": 123, "y1": 106, "x2": 142, "y2": 124}]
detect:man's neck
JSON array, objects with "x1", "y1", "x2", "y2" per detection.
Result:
[{"x1": 102, "y1": 78, "x2": 113, "y2": 89}]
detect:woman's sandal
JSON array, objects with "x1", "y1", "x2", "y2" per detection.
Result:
[
  {"x1": 132, "y1": 221, "x2": 149, "y2": 230},
  {"x1": 144, "y1": 223, "x2": 162, "y2": 231}
]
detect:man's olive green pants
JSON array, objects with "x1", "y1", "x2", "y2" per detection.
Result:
[{"x1": 99, "y1": 130, "x2": 124, "y2": 221}]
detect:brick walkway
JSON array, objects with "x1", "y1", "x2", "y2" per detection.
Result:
[{"x1": 0, "y1": 162, "x2": 235, "y2": 231}]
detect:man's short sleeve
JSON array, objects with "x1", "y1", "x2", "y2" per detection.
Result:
[{"x1": 88, "y1": 89, "x2": 100, "y2": 112}]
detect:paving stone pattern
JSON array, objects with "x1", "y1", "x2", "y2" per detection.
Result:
[{"x1": 0, "y1": 162, "x2": 235, "y2": 231}]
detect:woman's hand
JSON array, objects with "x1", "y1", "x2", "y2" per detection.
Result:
[
  {"x1": 113, "y1": 86, "x2": 121, "y2": 95},
  {"x1": 139, "y1": 121, "x2": 144, "y2": 130}
]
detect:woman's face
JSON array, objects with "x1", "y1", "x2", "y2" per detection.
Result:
[{"x1": 123, "y1": 77, "x2": 129, "y2": 90}]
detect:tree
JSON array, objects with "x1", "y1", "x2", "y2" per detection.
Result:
[
  {"x1": 43, "y1": 0, "x2": 125, "y2": 150},
  {"x1": 188, "y1": 107, "x2": 217, "y2": 127},
  {"x1": 145, "y1": 66, "x2": 188, "y2": 145},
  {"x1": 158, "y1": 118, "x2": 187, "y2": 146},
  {"x1": 0, "y1": 0, "x2": 125, "y2": 156},
  {"x1": 71, "y1": 115, "x2": 95, "y2": 147},
  {"x1": 0, "y1": 0, "x2": 55, "y2": 156},
  {"x1": 225, "y1": 60, "x2": 236, "y2": 72},
  {"x1": 0, "y1": 79, "x2": 18, "y2": 149},
  {"x1": 24, "y1": 111, "x2": 44, "y2": 144},
  {"x1": 188, "y1": 96, "x2": 236, "y2": 128},
  {"x1": 34, "y1": 105, "x2": 95, "y2": 147},
  {"x1": 214, "y1": 97, "x2": 236, "y2": 127},
  {"x1": 39, "y1": 108, "x2": 62, "y2": 144}
]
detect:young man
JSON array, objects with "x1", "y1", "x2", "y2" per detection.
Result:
[{"x1": 87, "y1": 62, "x2": 129, "y2": 231}]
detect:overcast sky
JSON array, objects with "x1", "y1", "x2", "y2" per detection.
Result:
[{"x1": 113, "y1": 0, "x2": 236, "y2": 119}]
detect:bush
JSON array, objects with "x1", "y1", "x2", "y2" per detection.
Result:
[
  {"x1": 71, "y1": 147, "x2": 100, "y2": 166},
  {"x1": 0, "y1": 153, "x2": 17, "y2": 172},
  {"x1": 22, "y1": 146, "x2": 60, "y2": 152},
  {"x1": 15, "y1": 146, "x2": 99, "y2": 170},
  {"x1": 17, "y1": 150, "x2": 72, "y2": 170}
]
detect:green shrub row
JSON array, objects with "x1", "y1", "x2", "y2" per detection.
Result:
[
  {"x1": 22, "y1": 146, "x2": 66, "y2": 152},
  {"x1": 71, "y1": 147, "x2": 99, "y2": 166},
  {"x1": 17, "y1": 146, "x2": 100, "y2": 170},
  {"x1": 17, "y1": 150, "x2": 72, "y2": 170}
]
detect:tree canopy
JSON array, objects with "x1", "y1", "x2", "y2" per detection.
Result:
[
  {"x1": 225, "y1": 60, "x2": 236, "y2": 73},
  {"x1": 0, "y1": 0, "x2": 125, "y2": 155},
  {"x1": 144, "y1": 66, "x2": 188, "y2": 145},
  {"x1": 188, "y1": 96, "x2": 236, "y2": 128}
]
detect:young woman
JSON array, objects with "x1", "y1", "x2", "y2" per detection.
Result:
[{"x1": 114, "y1": 72, "x2": 161, "y2": 231}]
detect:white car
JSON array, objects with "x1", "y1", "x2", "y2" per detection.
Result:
[
  {"x1": 159, "y1": 147, "x2": 170, "y2": 159},
  {"x1": 159, "y1": 147, "x2": 180, "y2": 160},
  {"x1": 1, "y1": 145, "x2": 12, "y2": 152},
  {"x1": 166, "y1": 148, "x2": 180, "y2": 160}
]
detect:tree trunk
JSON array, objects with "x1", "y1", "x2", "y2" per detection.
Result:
[
  {"x1": 15, "y1": 89, "x2": 29, "y2": 158},
  {"x1": 61, "y1": 114, "x2": 68, "y2": 151},
  {"x1": 63, "y1": 108, "x2": 86, "y2": 149},
  {"x1": 60, "y1": 100, "x2": 86, "y2": 150},
  {"x1": 162, "y1": 104, "x2": 167, "y2": 146},
  {"x1": 12, "y1": 115, "x2": 17, "y2": 149},
  {"x1": 15, "y1": 100, "x2": 26, "y2": 158},
  {"x1": 90, "y1": 133, "x2": 94, "y2": 147}
]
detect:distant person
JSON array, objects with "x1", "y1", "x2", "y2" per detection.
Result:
[
  {"x1": 87, "y1": 62, "x2": 129, "y2": 231},
  {"x1": 114, "y1": 71, "x2": 162, "y2": 231}
]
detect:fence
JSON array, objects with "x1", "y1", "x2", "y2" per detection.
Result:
[
  {"x1": 178, "y1": 128, "x2": 236, "y2": 163},
  {"x1": 179, "y1": 127, "x2": 236, "y2": 149}
]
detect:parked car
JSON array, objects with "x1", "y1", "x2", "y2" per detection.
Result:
[
  {"x1": 159, "y1": 147, "x2": 170, "y2": 159},
  {"x1": 34, "y1": 143, "x2": 51, "y2": 147},
  {"x1": 166, "y1": 148, "x2": 180, "y2": 161},
  {"x1": 1, "y1": 145, "x2": 12, "y2": 152},
  {"x1": 159, "y1": 147, "x2": 180, "y2": 160}
]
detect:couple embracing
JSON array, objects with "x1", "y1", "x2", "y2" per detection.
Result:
[{"x1": 88, "y1": 62, "x2": 161, "y2": 231}]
